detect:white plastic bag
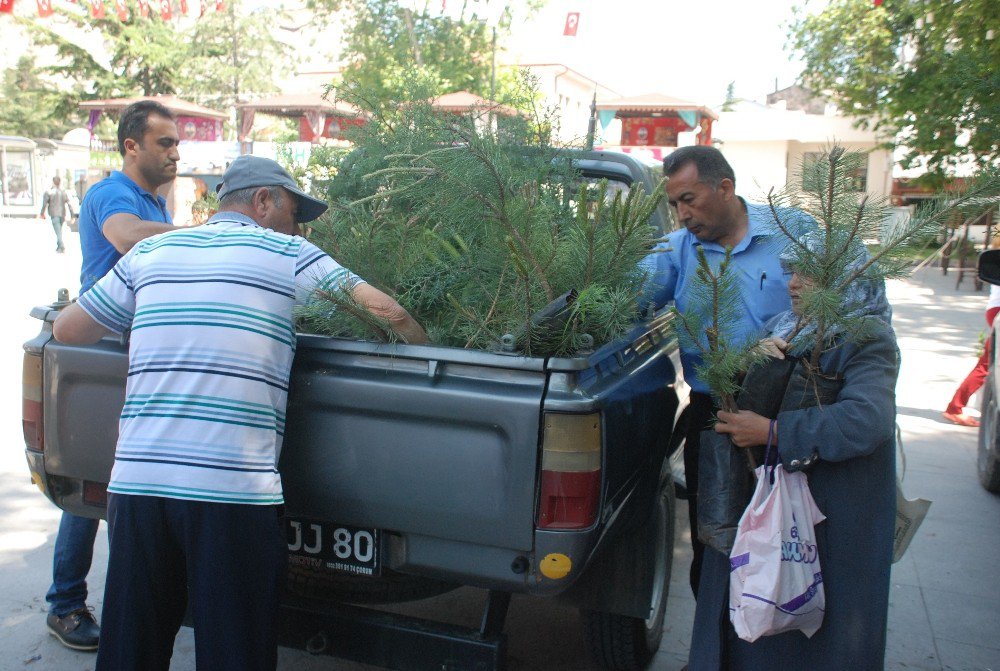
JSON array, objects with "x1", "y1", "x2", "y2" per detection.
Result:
[{"x1": 729, "y1": 464, "x2": 826, "y2": 642}]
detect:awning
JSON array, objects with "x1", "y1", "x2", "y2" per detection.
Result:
[{"x1": 79, "y1": 94, "x2": 228, "y2": 120}]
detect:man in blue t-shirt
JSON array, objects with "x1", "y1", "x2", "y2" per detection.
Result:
[
  {"x1": 46, "y1": 100, "x2": 180, "y2": 652},
  {"x1": 641, "y1": 146, "x2": 813, "y2": 599}
]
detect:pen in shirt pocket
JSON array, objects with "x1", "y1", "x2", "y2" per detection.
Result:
[{"x1": 759, "y1": 270, "x2": 767, "y2": 290}]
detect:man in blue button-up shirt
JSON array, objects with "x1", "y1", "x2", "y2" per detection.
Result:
[{"x1": 642, "y1": 146, "x2": 813, "y2": 598}]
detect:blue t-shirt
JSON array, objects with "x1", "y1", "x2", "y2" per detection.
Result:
[
  {"x1": 78, "y1": 171, "x2": 172, "y2": 293},
  {"x1": 641, "y1": 200, "x2": 814, "y2": 394}
]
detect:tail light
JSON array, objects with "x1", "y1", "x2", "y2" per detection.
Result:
[
  {"x1": 83, "y1": 481, "x2": 109, "y2": 507},
  {"x1": 23, "y1": 353, "x2": 43, "y2": 451},
  {"x1": 537, "y1": 412, "x2": 602, "y2": 529}
]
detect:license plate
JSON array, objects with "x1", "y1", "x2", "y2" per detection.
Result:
[{"x1": 286, "y1": 518, "x2": 381, "y2": 576}]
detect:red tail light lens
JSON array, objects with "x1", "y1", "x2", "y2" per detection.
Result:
[
  {"x1": 537, "y1": 413, "x2": 602, "y2": 530},
  {"x1": 22, "y1": 354, "x2": 43, "y2": 452},
  {"x1": 83, "y1": 481, "x2": 109, "y2": 507}
]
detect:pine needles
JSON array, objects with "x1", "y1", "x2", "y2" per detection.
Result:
[{"x1": 298, "y1": 82, "x2": 665, "y2": 357}]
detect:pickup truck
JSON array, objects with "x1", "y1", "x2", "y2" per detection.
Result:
[{"x1": 22, "y1": 151, "x2": 689, "y2": 671}]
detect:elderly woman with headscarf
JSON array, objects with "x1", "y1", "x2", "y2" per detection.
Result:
[{"x1": 686, "y1": 234, "x2": 899, "y2": 671}]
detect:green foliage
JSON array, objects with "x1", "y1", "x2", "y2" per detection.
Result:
[
  {"x1": 298, "y1": 83, "x2": 663, "y2": 357},
  {"x1": 338, "y1": 0, "x2": 492, "y2": 101},
  {"x1": 673, "y1": 247, "x2": 768, "y2": 411},
  {"x1": 676, "y1": 145, "x2": 1000, "y2": 404},
  {"x1": 185, "y1": 1, "x2": 292, "y2": 111},
  {"x1": 789, "y1": 0, "x2": 1000, "y2": 181},
  {"x1": 768, "y1": 146, "x2": 1000, "y2": 367},
  {"x1": 0, "y1": 55, "x2": 80, "y2": 137},
  {"x1": 5, "y1": 1, "x2": 285, "y2": 137},
  {"x1": 23, "y1": 9, "x2": 188, "y2": 99}
]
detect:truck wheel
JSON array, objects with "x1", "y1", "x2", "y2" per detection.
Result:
[
  {"x1": 978, "y1": 373, "x2": 1000, "y2": 493},
  {"x1": 582, "y1": 473, "x2": 675, "y2": 670},
  {"x1": 286, "y1": 564, "x2": 459, "y2": 604}
]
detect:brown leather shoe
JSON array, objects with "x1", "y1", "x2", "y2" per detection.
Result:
[{"x1": 46, "y1": 607, "x2": 100, "y2": 651}]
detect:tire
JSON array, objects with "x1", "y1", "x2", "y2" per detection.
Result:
[
  {"x1": 582, "y1": 472, "x2": 675, "y2": 670},
  {"x1": 977, "y1": 372, "x2": 1000, "y2": 493},
  {"x1": 286, "y1": 563, "x2": 459, "y2": 604}
]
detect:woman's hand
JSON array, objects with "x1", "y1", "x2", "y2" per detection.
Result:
[
  {"x1": 757, "y1": 337, "x2": 788, "y2": 360},
  {"x1": 714, "y1": 410, "x2": 775, "y2": 448}
]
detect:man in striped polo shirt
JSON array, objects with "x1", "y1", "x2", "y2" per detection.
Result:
[{"x1": 52, "y1": 155, "x2": 427, "y2": 670}]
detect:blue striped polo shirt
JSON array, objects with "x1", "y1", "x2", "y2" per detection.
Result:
[{"x1": 77, "y1": 211, "x2": 364, "y2": 505}]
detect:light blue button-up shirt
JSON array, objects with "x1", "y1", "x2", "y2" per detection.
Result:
[{"x1": 641, "y1": 200, "x2": 814, "y2": 394}]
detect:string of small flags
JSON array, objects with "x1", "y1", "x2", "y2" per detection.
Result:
[{"x1": 1, "y1": 0, "x2": 225, "y2": 19}]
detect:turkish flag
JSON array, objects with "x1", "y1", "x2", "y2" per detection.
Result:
[
  {"x1": 563, "y1": 12, "x2": 580, "y2": 36},
  {"x1": 179, "y1": 0, "x2": 187, "y2": 13},
  {"x1": 160, "y1": 0, "x2": 170, "y2": 19},
  {"x1": 137, "y1": 0, "x2": 149, "y2": 17},
  {"x1": 215, "y1": 0, "x2": 223, "y2": 11},
  {"x1": 115, "y1": 0, "x2": 127, "y2": 20},
  {"x1": 0, "y1": 0, "x2": 15, "y2": 13},
  {"x1": 37, "y1": 0, "x2": 53, "y2": 17},
  {"x1": 89, "y1": 0, "x2": 105, "y2": 18}
]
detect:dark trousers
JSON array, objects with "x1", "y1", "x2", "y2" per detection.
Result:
[
  {"x1": 685, "y1": 391, "x2": 719, "y2": 599},
  {"x1": 96, "y1": 494, "x2": 287, "y2": 671}
]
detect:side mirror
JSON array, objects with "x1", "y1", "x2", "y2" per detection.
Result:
[{"x1": 979, "y1": 250, "x2": 1000, "y2": 285}]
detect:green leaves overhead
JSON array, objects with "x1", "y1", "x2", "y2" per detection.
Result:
[{"x1": 789, "y1": 0, "x2": 1000, "y2": 181}]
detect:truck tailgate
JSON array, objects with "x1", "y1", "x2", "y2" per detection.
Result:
[
  {"x1": 42, "y1": 337, "x2": 127, "y2": 485},
  {"x1": 280, "y1": 337, "x2": 547, "y2": 552}
]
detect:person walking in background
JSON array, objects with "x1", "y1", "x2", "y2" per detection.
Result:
[
  {"x1": 39, "y1": 176, "x2": 75, "y2": 253},
  {"x1": 52, "y1": 155, "x2": 426, "y2": 670},
  {"x1": 45, "y1": 100, "x2": 179, "y2": 653},
  {"x1": 943, "y1": 284, "x2": 1000, "y2": 427},
  {"x1": 640, "y1": 146, "x2": 814, "y2": 597}
]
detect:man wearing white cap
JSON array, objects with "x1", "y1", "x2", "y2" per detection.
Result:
[{"x1": 52, "y1": 155, "x2": 427, "y2": 670}]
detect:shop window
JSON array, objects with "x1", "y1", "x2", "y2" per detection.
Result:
[{"x1": 2, "y1": 150, "x2": 34, "y2": 206}]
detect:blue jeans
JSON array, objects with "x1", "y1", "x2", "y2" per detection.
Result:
[
  {"x1": 46, "y1": 511, "x2": 100, "y2": 616},
  {"x1": 51, "y1": 216, "x2": 65, "y2": 250}
]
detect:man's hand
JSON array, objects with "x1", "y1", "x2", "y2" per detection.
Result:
[
  {"x1": 714, "y1": 409, "x2": 775, "y2": 448},
  {"x1": 352, "y1": 283, "x2": 429, "y2": 345},
  {"x1": 757, "y1": 337, "x2": 788, "y2": 359}
]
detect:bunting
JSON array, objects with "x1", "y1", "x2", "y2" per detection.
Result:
[{"x1": 21, "y1": 0, "x2": 224, "y2": 20}]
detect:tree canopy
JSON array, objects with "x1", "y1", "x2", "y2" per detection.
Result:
[
  {"x1": 2, "y1": 0, "x2": 289, "y2": 136},
  {"x1": 0, "y1": 55, "x2": 79, "y2": 137},
  {"x1": 789, "y1": 0, "x2": 1000, "y2": 180}
]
